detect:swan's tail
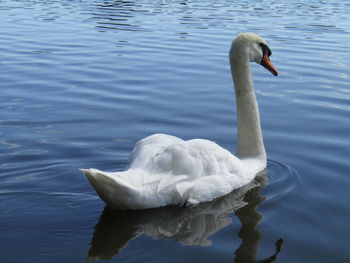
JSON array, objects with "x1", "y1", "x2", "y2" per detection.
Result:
[{"x1": 80, "y1": 168, "x2": 139, "y2": 209}]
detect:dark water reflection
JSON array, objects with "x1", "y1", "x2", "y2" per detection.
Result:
[{"x1": 88, "y1": 172, "x2": 282, "y2": 262}]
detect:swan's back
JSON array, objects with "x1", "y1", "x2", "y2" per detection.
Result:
[{"x1": 129, "y1": 134, "x2": 183, "y2": 169}]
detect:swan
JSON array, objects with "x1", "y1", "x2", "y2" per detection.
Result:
[{"x1": 81, "y1": 33, "x2": 278, "y2": 210}]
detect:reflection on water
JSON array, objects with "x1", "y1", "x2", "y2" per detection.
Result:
[
  {"x1": 88, "y1": 171, "x2": 283, "y2": 262},
  {"x1": 91, "y1": 0, "x2": 349, "y2": 37},
  {"x1": 234, "y1": 180, "x2": 283, "y2": 263},
  {"x1": 92, "y1": 0, "x2": 151, "y2": 32}
]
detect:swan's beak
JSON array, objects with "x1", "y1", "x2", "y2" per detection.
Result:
[{"x1": 261, "y1": 54, "x2": 278, "y2": 76}]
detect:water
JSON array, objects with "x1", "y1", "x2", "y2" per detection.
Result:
[{"x1": 1, "y1": 0, "x2": 349, "y2": 262}]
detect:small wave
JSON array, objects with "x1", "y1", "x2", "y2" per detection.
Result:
[{"x1": 263, "y1": 160, "x2": 300, "y2": 202}]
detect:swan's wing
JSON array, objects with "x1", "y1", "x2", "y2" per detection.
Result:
[
  {"x1": 145, "y1": 139, "x2": 245, "y2": 203},
  {"x1": 129, "y1": 133, "x2": 184, "y2": 169}
]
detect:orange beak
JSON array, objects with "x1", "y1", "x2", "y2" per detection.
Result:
[{"x1": 261, "y1": 54, "x2": 278, "y2": 76}]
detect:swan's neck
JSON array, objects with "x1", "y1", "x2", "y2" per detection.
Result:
[{"x1": 231, "y1": 58, "x2": 266, "y2": 162}]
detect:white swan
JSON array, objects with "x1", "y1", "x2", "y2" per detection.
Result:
[{"x1": 81, "y1": 33, "x2": 278, "y2": 210}]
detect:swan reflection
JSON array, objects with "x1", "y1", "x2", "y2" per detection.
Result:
[{"x1": 87, "y1": 171, "x2": 282, "y2": 262}]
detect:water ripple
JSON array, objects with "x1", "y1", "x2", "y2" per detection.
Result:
[
  {"x1": 264, "y1": 160, "x2": 300, "y2": 203},
  {"x1": 1, "y1": 1, "x2": 350, "y2": 262}
]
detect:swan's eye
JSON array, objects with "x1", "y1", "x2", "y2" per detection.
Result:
[{"x1": 259, "y1": 43, "x2": 272, "y2": 57}]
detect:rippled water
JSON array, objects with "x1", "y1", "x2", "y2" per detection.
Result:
[{"x1": 1, "y1": 1, "x2": 349, "y2": 262}]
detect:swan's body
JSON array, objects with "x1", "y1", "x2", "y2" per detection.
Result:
[{"x1": 82, "y1": 33, "x2": 278, "y2": 210}]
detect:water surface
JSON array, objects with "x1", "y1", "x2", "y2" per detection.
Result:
[{"x1": 1, "y1": 1, "x2": 350, "y2": 262}]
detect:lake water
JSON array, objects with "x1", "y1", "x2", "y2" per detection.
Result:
[{"x1": 1, "y1": 0, "x2": 349, "y2": 262}]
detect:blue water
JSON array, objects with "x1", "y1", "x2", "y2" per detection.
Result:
[{"x1": 1, "y1": 1, "x2": 350, "y2": 262}]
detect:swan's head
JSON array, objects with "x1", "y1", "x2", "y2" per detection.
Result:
[{"x1": 230, "y1": 33, "x2": 278, "y2": 76}]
